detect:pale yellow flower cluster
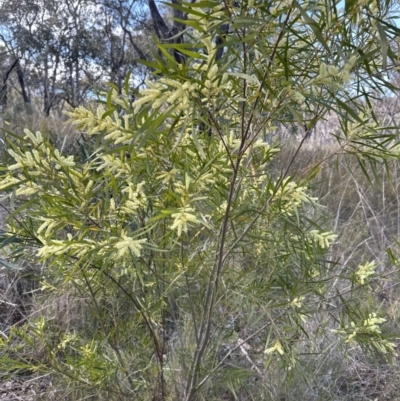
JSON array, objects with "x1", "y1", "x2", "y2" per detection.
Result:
[
  {"x1": 121, "y1": 182, "x2": 147, "y2": 214},
  {"x1": 308, "y1": 230, "x2": 337, "y2": 249},
  {"x1": 58, "y1": 333, "x2": 76, "y2": 350},
  {"x1": 272, "y1": 178, "x2": 318, "y2": 214},
  {"x1": 170, "y1": 206, "x2": 200, "y2": 237},
  {"x1": 80, "y1": 343, "x2": 95, "y2": 358},
  {"x1": 68, "y1": 105, "x2": 135, "y2": 145},
  {"x1": 194, "y1": 171, "x2": 216, "y2": 192},
  {"x1": 0, "y1": 175, "x2": 19, "y2": 191},
  {"x1": 291, "y1": 90, "x2": 306, "y2": 104},
  {"x1": 37, "y1": 218, "x2": 60, "y2": 238},
  {"x1": 173, "y1": 173, "x2": 193, "y2": 205},
  {"x1": 200, "y1": 64, "x2": 227, "y2": 101},
  {"x1": 290, "y1": 296, "x2": 305, "y2": 308},
  {"x1": 264, "y1": 340, "x2": 285, "y2": 355},
  {"x1": 0, "y1": 129, "x2": 79, "y2": 198},
  {"x1": 15, "y1": 182, "x2": 41, "y2": 196},
  {"x1": 6, "y1": 130, "x2": 74, "y2": 171},
  {"x1": 96, "y1": 155, "x2": 134, "y2": 178},
  {"x1": 310, "y1": 56, "x2": 357, "y2": 90},
  {"x1": 33, "y1": 316, "x2": 46, "y2": 334},
  {"x1": 37, "y1": 231, "x2": 147, "y2": 260},
  {"x1": 332, "y1": 313, "x2": 395, "y2": 353},
  {"x1": 133, "y1": 78, "x2": 199, "y2": 114},
  {"x1": 113, "y1": 235, "x2": 147, "y2": 258},
  {"x1": 37, "y1": 237, "x2": 101, "y2": 259},
  {"x1": 156, "y1": 168, "x2": 179, "y2": 185},
  {"x1": 355, "y1": 261, "x2": 377, "y2": 285}
]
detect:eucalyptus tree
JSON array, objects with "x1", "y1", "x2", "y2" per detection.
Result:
[
  {"x1": 0, "y1": 0, "x2": 185, "y2": 112},
  {"x1": 0, "y1": 1, "x2": 400, "y2": 401},
  {"x1": 0, "y1": 0, "x2": 99, "y2": 113}
]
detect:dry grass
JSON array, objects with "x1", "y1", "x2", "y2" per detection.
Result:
[{"x1": 1, "y1": 101, "x2": 81, "y2": 152}]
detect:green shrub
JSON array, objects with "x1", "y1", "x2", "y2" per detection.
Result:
[{"x1": 1, "y1": 1, "x2": 399, "y2": 400}]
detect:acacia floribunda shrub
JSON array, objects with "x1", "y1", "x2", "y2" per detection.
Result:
[{"x1": 1, "y1": 1, "x2": 399, "y2": 400}]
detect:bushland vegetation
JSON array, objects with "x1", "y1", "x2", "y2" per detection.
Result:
[{"x1": 1, "y1": 1, "x2": 400, "y2": 400}]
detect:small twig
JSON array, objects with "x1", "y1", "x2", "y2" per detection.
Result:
[{"x1": 237, "y1": 337, "x2": 263, "y2": 376}]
